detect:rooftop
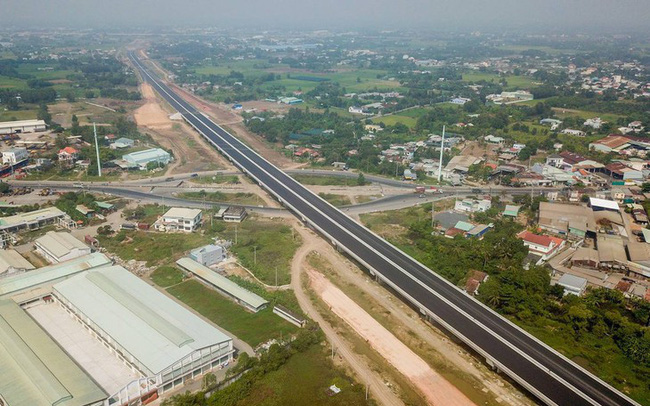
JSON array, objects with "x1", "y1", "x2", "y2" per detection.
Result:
[
  {"x1": 0, "y1": 249, "x2": 34, "y2": 274},
  {"x1": 53, "y1": 265, "x2": 232, "y2": 376},
  {"x1": 177, "y1": 258, "x2": 268, "y2": 310},
  {"x1": 0, "y1": 253, "x2": 111, "y2": 298},
  {"x1": 163, "y1": 207, "x2": 202, "y2": 219},
  {"x1": 0, "y1": 207, "x2": 66, "y2": 230},
  {"x1": 557, "y1": 274, "x2": 588, "y2": 290},
  {"x1": 35, "y1": 231, "x2": 89, "y2": 259},
  {"x1": 0, "y1": 119, "x2": 46, "y2": 128},
  {"x1": 0, "y1": 299, "x2": 106, "y2": 406}
]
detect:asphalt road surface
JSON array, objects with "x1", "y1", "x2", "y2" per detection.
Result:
[{"x1": 128, "y1": 52, "x2": 638, "y2": 406}]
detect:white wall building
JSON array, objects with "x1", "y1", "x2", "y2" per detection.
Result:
[
  {"x1": 2, "y1": 147, "x2": 29, "y2": 165},
  {"x1": 454, "y1": 199, "x2": 491, "y2": 213},
  {"x1": 35, "y1": 231, "x2": 92, "y2": 264},
  {"x1": 154, "y1": 208, "x2": 203, "y2": 232},
  {"x1": 0, "y1": 119, "x2": 46, "y2": 135}
]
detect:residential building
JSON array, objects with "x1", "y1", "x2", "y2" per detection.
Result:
[
  {"x1": 517, "y1": 231, "x2": 565, "y2": 261},
  {"x1": 2, "y1": 147, "x2": 28, "y2": 165},
  {"x1": 57, "y1": 147, "x2": 79, "y2": 164},
  {"x1": 222, "y1": 206, "x2": 247, "y2": 223},
  {"x1": 484, "y1": 134, "x2": 505, "y2": 145},
  {"x1": 189, "y1": 244, "x2": 226, "y2": 267},
  {"x1": 110, "y1": 137, "x2": 135, "y2": 149},
  {"x1": 154, "y1": 208, "x2": 203, "y2": 232},
  {"x1": 454, "y1": 198, "x2": 491, "y2": 213},
  {"x1": 556, "y1": 274, "x2": 588, "y2": 296},
  {"x1": 503, "y1": 205, "x2": 520, "y2": 217},
  {"x1": 584, "y1": 117, "x2": 604, "y2": 129},
  {"x1": 561, "y1": 129, "x2": 586, "y2": 137},
  {"x1": 0, "y1": 119, "x2": 46, "y2": 135},
  {"x1": 122, "y1": 148, "x2": 171, "y2": 170},
  {"x1": 35, "y1": 231, "x2": 92, "y2": 264}
]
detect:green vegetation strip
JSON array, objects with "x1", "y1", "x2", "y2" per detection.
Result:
[
  {"x1": 167, "y1": 280, "x2": 296, "y2": 347},
  {"x1": 179, "y1": 191, "x2": 261, "y2": 205}
]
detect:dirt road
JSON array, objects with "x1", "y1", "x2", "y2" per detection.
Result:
[
  {"x1": 309, "y1": 269, "x2": 475, "y2": 406},
  {"x1": 166, "y1": 82, "x2": 303, "y2": 169},
  {"x1": 292, "y1": 223, "x2": 534, "y2": 406},
  {"x1": 133, "y1": 83, "x2": 231, "y2": 174},
  {"x1": 290, "y1": 223, "x2": 404, "y2": 406}
]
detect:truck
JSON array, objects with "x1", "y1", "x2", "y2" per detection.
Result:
[{"x1": 414, "y1": 186, "x2": 443, "y2": 195}]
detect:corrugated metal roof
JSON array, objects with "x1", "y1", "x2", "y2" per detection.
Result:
[
  {"x1": 122, "y1": 148, "x2": 170, "y2": 165},
  {"x1": 0, "y1": 253, "x2": 110, "y2": 297},
  {"x1": 177, "y1": 257, "x2": 268, "y2": 310},
  {"x1": 454, "y1": 221, "x2": 475, "y2": 232},
  {"x1": 557, "y1": 274, "x2": 588, "y2": 290},
  {"x1": 0, "y1": 249, "x2": 34, "y2": 273},
  {"x1": 0, "y1": 207, "x2": 65, "y2": 229},
  {"x1": 35, "y1": 231, "x2": 90, "y2": 259},
  {"x1": 0, "y1": 299, "x2": 106, "y2": 406},
  {"x1": 53, "y1": 265, "x2": 232, "y2": 376},
  {"x1": 503, "y1": 205, "x2": 520, "y2": 216}
]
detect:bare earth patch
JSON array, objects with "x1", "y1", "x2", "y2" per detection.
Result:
[
  {"x1": 132, "y1": 83, "x2": 231, "y2": 174},
  {"x1": 308, "y1": 269, "x2": 475, "y2": 406}
]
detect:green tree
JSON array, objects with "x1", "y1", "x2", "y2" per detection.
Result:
[{"x1": 357, "y1": 172, "x2": 366, "y2": 186}]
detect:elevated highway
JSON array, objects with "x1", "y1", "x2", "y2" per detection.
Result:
[{"x1": 128, "y1": 52, "x2": 638, "y2": 406}]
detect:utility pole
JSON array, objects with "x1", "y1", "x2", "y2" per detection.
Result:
[
  {"x1": 431, "y1": 200, "x2": 435, "y2": 229},
  {"x1": 93, "y1": 122, "x2": 102, "y2": 177},
  {"x1": 253, "y1": 246, "x2": 257, "y2": 265},
  {"x1": 437, "y1": 125, "x2": 445, "y2": 182}
]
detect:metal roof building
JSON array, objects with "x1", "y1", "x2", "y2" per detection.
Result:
[
  {"x1": 0, "y1": 206, "x2": 66, "y2": 233},
  {"x1": 52, "y1": 265, "x2": 234, "y2": 404},
  {"x1": 35, "y1": 231, "x2": 92, "y2": 264},
  {"x1": 122, "y1": 148, "x2": 171, "y2": 170},
  {"x1": 0, "y1": 249, "x2": 34, "y2": 276},
  {"x1": 177, "y1": 257, "x2": 269, "y2": 312},
  {"x1": 0, "y1": 253, "x2": 111, "y2": 299},
  {"x1": 0, "y1": 299, "x2": 106, "y2": 406},
  {"x1": 0, "y1": 119, "x2": 46, "y2": 135}
]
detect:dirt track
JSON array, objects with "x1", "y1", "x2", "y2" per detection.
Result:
[
  {"x1": 133, "y1": 83, "x2": 231, "y2": 174},
  {"x1": 309, "y1": 269, "x2": 475, "y2": 406}
]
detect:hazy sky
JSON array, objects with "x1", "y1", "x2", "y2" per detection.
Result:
[{"x1": 2, "y1": 0, "x2": 650, "y2": 32}]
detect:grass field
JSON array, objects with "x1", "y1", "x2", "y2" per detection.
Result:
[
  {"x1": 237, "y1": 345, "x2": 371, "y2": 406},
  {"x1": 150, "y1": 265, "x2": 185, "y2": 287},
  {"x1": 167, "y1": 280, "x2": 297, "y2": 347},
  {"x1": 191, "y1": 174, "x2": 240, "y2": 185},
  {"x1": 551, "y1": 107, "x2": 624, "y2": 123},
  {"x1": 98, "y1": 230, "x2": 211, "y2": 266},
  {"x1": 179, "y1": 191, "x2": 262, "y2": 205},
  {"x1": 217, "y1": 220, "x2": 301, "y2": 286},
  {"x1": 292, "y1": 174, "x2": 366, "y2": 186},
  {"x1": 0, "y1": 109, "x2": 38, "y2": 121},
  {"x1": 462, "y1": 71, "x2": 537, "y2": 90},
  {"x1": 371, "y1": 114, "x2": 418, "y2": 128},
  {"x1": 318, "y1": 193, "x2": 352, "y2": 207}
]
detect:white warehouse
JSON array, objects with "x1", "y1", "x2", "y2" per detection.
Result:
[
  {"x1": 35, "y1": 231, "x2": 92, "y2": 264},
  {"x1": 0, "y1": 119, "x2": 46, "y2": 135},
  {"x1": 51, "y1": 265, "x2": 235, "y2": 405}
]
